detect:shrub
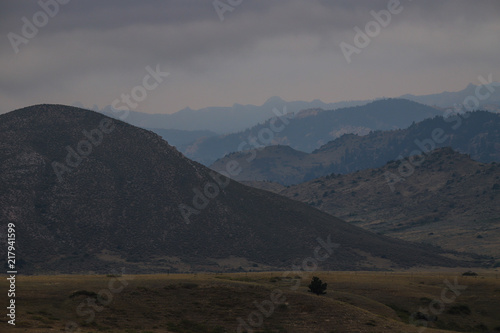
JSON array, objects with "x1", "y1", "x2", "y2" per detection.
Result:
[
  {"x1": 308, "y1": 276, "x2": 327, "y2": 295},
  {"x1": 447, "y1": 304, "x2": 471, "y2": 315},
  {"x1": 106, "y1": 273, "x2": 121, "y2": 278},
  {"x1": 475, "y1": 323, "x2": 488, "y2": 331},
  {"x1": 413, "y1": 311, "x2": 437, "y2": 322},
  {"x1": 69, "y1": 290, "x2": 97, "y2": 298}
]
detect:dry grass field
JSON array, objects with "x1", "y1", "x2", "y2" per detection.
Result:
[{"x1": 1, "y1": 270, "x2": 499, "y2": 333}]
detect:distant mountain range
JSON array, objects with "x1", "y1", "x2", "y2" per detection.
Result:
[
  {"x1": 98, "y1": 96, "x2": 369, "y2": 134},
  {"x1": 186, "y1": 99, "x2": 444, "y2": 165},
  {"x1": 246, "y1": 148, "x2": 500, "y2": 259},
  {"x1": 401, "y1": 81, "x2": 500, "y2": 109},
  {"x1": 0, "y1": 104, "x2": 469, "y2": 273},
  {"x1": 211, "y1": 111, "x2": 500, "y2": 185},
  {"x1": 90, "y1": 81, "x2": 500, "y2": 140}
]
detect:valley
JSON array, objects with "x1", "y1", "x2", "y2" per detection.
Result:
[{"x1": 2, "y1": 2, "x2": 500, "y2": 332}]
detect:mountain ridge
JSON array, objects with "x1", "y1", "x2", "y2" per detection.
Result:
[
  {"x1": 211, "y1": 111, "x2": 500, "y2": 185},
  {"x1": 97, "y1": 97, "x2": 369, "y2": 134},
  {"x1": 85, "y1": 81, "x2": 500, "y2": 140},
  {"x1": 189, "y1": 98, "x2": 443, "y2": 165},
  {"x1": 401, "y1": 81, "x2": 500, "y2": 108}
]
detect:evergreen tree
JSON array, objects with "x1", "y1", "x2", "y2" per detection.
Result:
[{"x1": 308, "y1": 276, "x2": 327, "y2": 295}]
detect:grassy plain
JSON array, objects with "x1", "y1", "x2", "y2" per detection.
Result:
[{"x1": 1, "y1": 270, "x2": 499, "y2": 333}]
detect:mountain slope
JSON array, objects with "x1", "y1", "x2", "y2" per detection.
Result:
[
  {"x1": 219, "y1": 145, "x2": 312, "y2": 185},
  {"x1": 247, "y1": 148, "x2": 500, "y2": 258},
  {"x1": 0, "y1": 104, "x2": 467, "y2": 274},
  {"x1": 211, "y1": 111, "x2": 500, "y2": 185},
  {"x1": 186, "y1": 99, "x2": 443, "y2": 165},
  {"x1": 146, "y1": 127, "x2": 216, "y2": 148}
]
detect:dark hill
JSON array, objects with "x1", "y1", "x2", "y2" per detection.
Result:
[{"x1": 0, "y1": 105, "x2": 468, "y2": 273}]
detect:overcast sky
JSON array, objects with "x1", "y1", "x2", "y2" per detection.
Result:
[{"x1": 1, "y1": 0, "x2": 499, "y2": 114}]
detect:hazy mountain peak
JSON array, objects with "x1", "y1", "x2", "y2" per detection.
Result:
[
  {"x1": 178, "y1": 106, "x2": 194, "y2": 113},
  {"x1": 263, "y1": 96, "x2": 286, "y2": 105},
  {"x1": 400, "y1": 82, "x2": 500, "y2": 108}
]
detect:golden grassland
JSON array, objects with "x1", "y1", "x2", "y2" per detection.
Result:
[{"x1": 1, "y1": 270, "x2": 499, "y2": 333}]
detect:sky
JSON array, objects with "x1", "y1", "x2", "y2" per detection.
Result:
[{"x1": 1, "y1": 0, "x2": 499, "y2": 115}]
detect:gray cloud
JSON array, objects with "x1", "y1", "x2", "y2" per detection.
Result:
[{"x1": 1, "y1": 0, "x2": 499, "y2": 114}]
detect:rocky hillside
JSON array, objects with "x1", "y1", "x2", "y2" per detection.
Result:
[
  {"x1": 247, "y1": 148, "x2": 500, "y2": 258},
  {"x1": 0, "y1": 105, "x2": 470, "y2": 274}
]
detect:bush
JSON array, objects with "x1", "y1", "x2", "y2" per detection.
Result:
[
  {"x1": 462, "y1": 271, "x2": 478, "y2": 276},
  {"x1": 447, "y1": 304, "x2": 471, "y2": 315},
  {"x1": 106, "y1": 273, "x2": 121, "y2": 278},
  {"x1": 475, "y1": 323, "x2": 488, "y2": 331},
  {"x1": 308, "y1": 276, "x2": 327, "y2": 295},
  {"x1": 413, "y1": 311, "x2": 437, "y2": 322}
]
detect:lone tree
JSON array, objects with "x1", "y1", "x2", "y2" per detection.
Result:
[{"x1": 308, "y1": 276, "x2": 327, "y2": 295}]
